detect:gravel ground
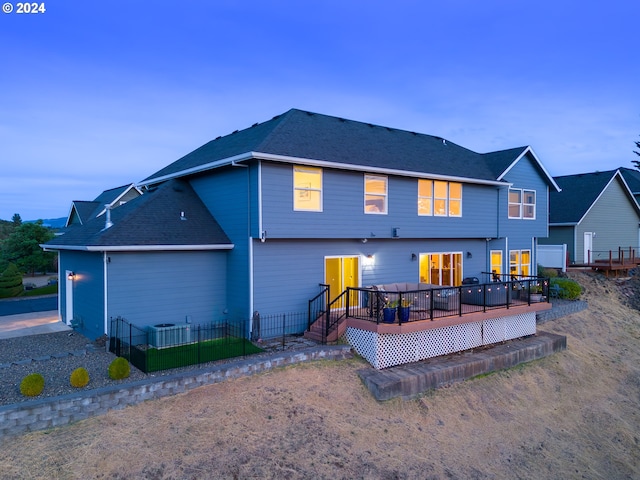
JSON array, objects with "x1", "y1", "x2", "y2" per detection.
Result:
[
  {"x1": 0, "y1": 332, "x2": 148, "y2": 406},
  {"x1": 0, "y1": 330, "x2": 319, "y2": 407}
]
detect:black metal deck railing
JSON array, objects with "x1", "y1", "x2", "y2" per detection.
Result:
[{"x1": 345, "y1": 277, "x2": 549, "y2": 326}]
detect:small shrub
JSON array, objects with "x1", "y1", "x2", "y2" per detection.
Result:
[
  {"x1": 537, "y1": 265, "x2": 559, "y2": 278},
  {"x1": 551, "y1": 278, "x2": 582, "y2": 299},
  {"x1": 20, "y1": 373, "x2": 45, "y2": 397},
  {"x1": 108, "y1": 357, "x2": 131, "y2": 380},
  {"x1": 70, "y1": 367, "x2": 90, "y2": 388}
]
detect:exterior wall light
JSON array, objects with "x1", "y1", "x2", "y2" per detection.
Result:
[
  {"x1": 67, "y1": 272, "x2": 75, "y2": 280},
  {"x1": 363, "y1": 254, "x2": 375, "y2": 267}
]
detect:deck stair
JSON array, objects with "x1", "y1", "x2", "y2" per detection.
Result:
[{"x1": 304, "y1": 309, "x2": 348, "y2": 343}]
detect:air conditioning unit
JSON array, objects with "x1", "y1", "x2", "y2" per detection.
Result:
[{"x1": 148, "y1": 323, "x2": 192, "y2": 348}]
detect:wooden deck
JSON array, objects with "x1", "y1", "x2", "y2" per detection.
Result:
[
  {"x1": 346, "y1": 301, "x2": 551, "y2": 335},
  {"x1": 571, "y1": 247, "x2": 639, "y2": 277},
  {"x1": 304, "y1": 299, "x2": 552, "y2": 343}
]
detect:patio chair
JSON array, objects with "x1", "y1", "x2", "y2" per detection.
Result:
[{"x1": 549, "y1": 283, "x2": 564, "y2": 299}]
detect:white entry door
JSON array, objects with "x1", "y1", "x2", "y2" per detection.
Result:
[{"x1": 583, "y1": 232, "x2": 593, "y2": 264}]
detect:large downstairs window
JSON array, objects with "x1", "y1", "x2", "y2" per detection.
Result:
[
  {"x1": 419, "y1": 252, "x2": 463, "y2": 286},
  {"x1": 508, "y1": 188, "x2": 536, "y2": 219},
  {"x1": 293, "y1": 166, "x2": 322, "y2": 211},
  {"x1": 418, "y1": 180, "x2": 462, "y2": 216},
  {"x1": 490, "y1": 250, "x2": 503, "y2": 278},
  {"x1": 509, "y1": 249, "x2": 531, "y2": 277},
  {"x1": 365, "y1": 174, "x2": 388, "y2": 214}
]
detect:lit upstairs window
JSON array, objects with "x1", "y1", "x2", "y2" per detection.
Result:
[
  {"x1": 293, "y1": 166, "x2": 322, "y2": 211},
  {"x1": 365, "y1": 174, "x2": 388, "y2": 214}
]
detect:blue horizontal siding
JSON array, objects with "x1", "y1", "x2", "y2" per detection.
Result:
[
  {"x1": 106, "y1": 251, "x2": 227, "y2": 329},
  {"x1": 261, "y1": 162, "x2": 502, "y2": 239},
  {"x1": 252, "y1": 238, "x2": 491, "y2": 317},
  {"x1": 499, "y1": 154, "x2": 550, "y2": 240},
  {"x1": 190, "y1": 170, "x2": 251, "y2": 319},
  {"x1": 60, "y1": 251, "x2": 105, "y2": 339}
]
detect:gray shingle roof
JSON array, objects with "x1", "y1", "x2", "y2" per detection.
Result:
[
  {"x1": 550, "y1": 169, "x2": 637, "y2": 224},
  {"x1": 142, "y1": 109, "x2": 540, "y2": 185},
  {"x1": 92, "y1": 184, "x2": 132, "y2": 206},
  {"x1": 619, "y1": 167, "x2": 640, "y2": 196},
  {"x1": 45, "y1": 179, "x2": 231, "y2": 250},
  {"x1": 69, "y1": 201, "x2": 100, "y2": 225}
]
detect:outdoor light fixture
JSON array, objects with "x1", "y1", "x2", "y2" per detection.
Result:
[
  {"x1": 67, "y1": 272, "x2": 75, "y2": 280},
  {"x1": 467, "y1": 251, "x2": 472, "y2": 258},
  {"x1": 363, "y1": 254, "x2": 375, "y2": 267},
  {"x1": 411, "y1": 253, "x2": 417, "y2": 261}
]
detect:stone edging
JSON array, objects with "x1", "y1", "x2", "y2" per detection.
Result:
[
  {"x1": 536, "y1": 300, "x2": 588, "y2": 324},
  {"x1": 0, "y1": 345, "x2": 353, "y2": 439}
]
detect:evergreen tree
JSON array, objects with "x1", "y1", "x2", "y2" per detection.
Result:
[
  {"x1": 0, "y1": 220, "x2": 56, "y2": 275},
  {"x1": 0, "y1": 263, "x2": 23, "y2": 298},
  {"x1": 633, "y1": 135, "x2": 640, "y2": 170},
  {"x1": 11, "y1": 213, "x2": 22, "y2": 226}
]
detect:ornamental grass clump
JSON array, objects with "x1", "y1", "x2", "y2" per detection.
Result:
[
  {"x1": 108, "y1": 357, "x2": 130, "y2": 380},
  {"x1": 70, "y1": 367, "x2": 90, "y2": 388},
  {"x1": 20, "y1": 373, "x2": 45, "y2": 397}
]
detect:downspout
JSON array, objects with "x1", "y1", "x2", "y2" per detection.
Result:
[
  {"x1": 496, "y1": 187, "x2": 501, "y2": 239},
  {"x1": 103, "y1": 252, "x2": 108, "y2": 336},
  {"x1": 232, "y1": 161, "x2": 253, "y2": 333},
  {"x1": 505, "y1": 237, "x2": 509, "y2": 274}
]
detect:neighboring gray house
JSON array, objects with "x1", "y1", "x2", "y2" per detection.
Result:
[
  {"x1": 44, "y1": 109, "x2": 560, "y2": 341},
  {"x1": 540, "y1": 169, "x2": 640, "y2": 264}
]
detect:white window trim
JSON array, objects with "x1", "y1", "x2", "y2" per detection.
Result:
[
  {"x1": 364, "y1": 174, "x2": 388, "y2": 215},
  {"x1": 523, "y1": 189, "x2": 536, "y2": 219},
  {"x1": 448, "y1": 183, "x2": 462, "y2": 217},
  {"x1": 490, "y1": 250, "x2": 503, "y2": 277},
  {"x1": 417, "y1": 179, "x2": 433, "y2": 216},
  {"x1": 509, "y1": 249, "x2": 532, "y2": 276},
  {"x1": 508, "y1": 188, "x2": 536, "y2": 220},
  {"x1": 293, "y1": 165, "x2": 323, "y2": 212},
  {"x1": 418, "y1": 179, "x2": 462, "y2": 217}
]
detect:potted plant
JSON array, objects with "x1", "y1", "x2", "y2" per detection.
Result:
[
  {"x1": 397, "y1": 297, "x2": 412, "y2": 322},
  {"x1": 529, "y1": 283, "x2": 543, "y2": 302},
  {"x1": 382, "y1": 299, "x2": 398, "y2": 323}
]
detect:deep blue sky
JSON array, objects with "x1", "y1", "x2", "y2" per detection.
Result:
[{"x1": 1, "y1": 1, "x2": 639, "y2": 221}]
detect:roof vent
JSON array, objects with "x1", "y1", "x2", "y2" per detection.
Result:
[{"x1": 104, "y1": 204, "x2": 113, "y2": 230}]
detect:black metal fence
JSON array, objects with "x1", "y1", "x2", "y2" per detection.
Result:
[
  {"x1": 346, "y1": 277, "x2": 549, "y2": 326},
  {"x1": 109, "y1": 312, "x2": 310, "y2": 373}
]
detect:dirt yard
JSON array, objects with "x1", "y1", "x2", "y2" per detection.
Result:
[{"x1": 1, "y1": 271, "x2": 639, "y2": 479}]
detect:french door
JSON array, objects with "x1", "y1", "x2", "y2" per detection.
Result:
[
  {"x1": 325, "y1": 256, "x2": 360, "y2": 307},
  {"x1": 419, "y1": 252, "x2": 462, "y2": 286}
]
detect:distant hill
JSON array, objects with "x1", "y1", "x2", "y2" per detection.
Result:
[{"x1": 26, "y1": 217, "x2": 67, "y2": 229}]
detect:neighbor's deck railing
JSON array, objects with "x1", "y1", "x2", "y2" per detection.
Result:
[{"x1": 346, "y1": 277, "x2": 549, "y2": 326}]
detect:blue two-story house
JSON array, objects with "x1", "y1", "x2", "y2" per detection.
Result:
[{"x1": 44, "y1": 109, "x2": 559, "y2": 366}]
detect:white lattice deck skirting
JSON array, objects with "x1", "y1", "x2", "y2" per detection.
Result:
[{"x1": 346, "y1": 312, "x2": 537, "y2": 370}]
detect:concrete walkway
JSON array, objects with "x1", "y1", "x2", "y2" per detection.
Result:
[{"x1": 0, "y1": 310, "x2": 70, "y2": 339}]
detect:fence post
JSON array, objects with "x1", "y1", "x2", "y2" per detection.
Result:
[
  {"x1": 282, "y1": 314, "x2": 286, "y2": 350},
  {"x1": 197, "y1": 324, "x2": 200, "y2": 365}
]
